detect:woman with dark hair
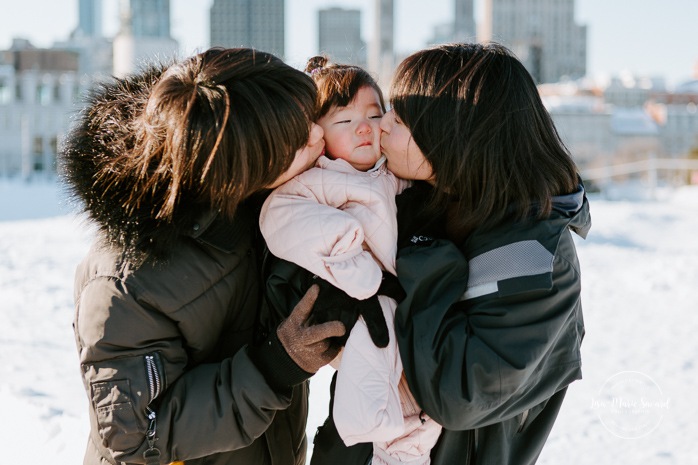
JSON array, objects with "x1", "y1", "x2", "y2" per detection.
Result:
[
  {"x1": 61, "y1": 47, "x2": 346, "y2": 465},
  {"x1": 311, "y1": 42, "x2": 590, "y2": 464},
  {"x1": 385, "y1": 42, "x2": 581, "y2": 236}
]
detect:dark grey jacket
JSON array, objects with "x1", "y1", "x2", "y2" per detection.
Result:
[{"x1": 394, "y1": 185, "x2": 591, "y2": 464}]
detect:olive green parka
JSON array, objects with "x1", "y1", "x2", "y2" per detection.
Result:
[{"x1": 62, "y1": 64, "x2": 311, "y2": 465}]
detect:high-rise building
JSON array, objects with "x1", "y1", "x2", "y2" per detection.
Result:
[
  {"x1": 427, "y1": 22, "x2": 455, "y2": 47},
  {"x1": 318, "y1": 8, "x2": 366, "y2": 67},
  {"x1": 454, "y1": 0, "x2": 476, "y2": 42},
  {"x1": 112, "y1": 0, "x2": 178, "y2": 77},
  {"x1": 130, "y1": 0, "x2": 171, "y2": 38},
  {"x1": 210, "y1": 0, "x2": 285, "y2": 59},
  {"x1": 76, "y1": 0, "x2": 102, "y2": 38},
  {"x1": 368, "y1": 0, "x2": 394, "y2": 90},
  {"x1": 62, "y1": 0, "x2": 111, "y2": 77},
  {"x1": 481, "y1": 0, "x2": 587, "y2": 83}
]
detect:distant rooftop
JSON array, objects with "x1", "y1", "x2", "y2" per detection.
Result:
[
  {"x1": 543, "y1": 94, "x2": 608, "y2": 113},
  {"x1": 611, "y1": 108, "x2": 660, "y2": 136},
  {"x1": 675, "y1": 80, "x2": 698, "y2": 94}
]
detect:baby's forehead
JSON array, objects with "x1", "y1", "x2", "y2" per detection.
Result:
[
  {"x1": 331, "y1": 101, "x2": 382, "y2": 112},
  {"x1": 328, "y1": 94, "x2": 383, "y2": 114}
]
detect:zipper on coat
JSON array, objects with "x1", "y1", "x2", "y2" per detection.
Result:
[
  {"x1": 143, "y1": 406, "x2": 161, "y2": 464},
  {"x1": 143, "y1": 354, "x2": 163, "y2": 464},
  {"x1": 145, "y1": 354, "x2": 162, "y2": 402},
  {"x1": 463, "y1": 429, "x2": 477, "y2": 464}
]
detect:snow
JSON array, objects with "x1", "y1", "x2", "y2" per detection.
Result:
[{"x1": 1, "y1": 178, "x2": 696, "y2": 463}]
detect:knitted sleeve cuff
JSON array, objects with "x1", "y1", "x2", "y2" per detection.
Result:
[{"x1": 248, "y1": 330, "x2": 313, "y2": 391}]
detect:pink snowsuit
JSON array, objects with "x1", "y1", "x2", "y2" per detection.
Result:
[{"x1": 259, "y1": 156, "x2": 442, "y2": 464}]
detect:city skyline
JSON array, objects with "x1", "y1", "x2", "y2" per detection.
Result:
[{"x1": 0, "y1": 0, "x2": 696, "y2": 86}]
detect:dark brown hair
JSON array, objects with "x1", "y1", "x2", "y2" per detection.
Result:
[
  {"x1": 110, "y1": 47, "x2": 318, "y2": 221},
  {"x1": 61, "y1": 48, "x2": 318, "y2": 261},
  {"x1": 390, "y1": 42, "x2": 579, "y2": 234},
  {"x1": 305, "y1": 55, "x2": 385, "y2": 118}
]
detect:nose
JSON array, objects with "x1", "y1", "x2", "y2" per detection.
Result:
[
  {"x1": 308, "y1": 123, "x2": 324, "y2": 145},
  {"x1": 357, "y1": 119, "x2": 372, "y2": 134}
]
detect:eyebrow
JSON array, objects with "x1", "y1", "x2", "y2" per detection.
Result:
[{"x1": 328, "y1": 101, "x2": 383, "y2": 118}]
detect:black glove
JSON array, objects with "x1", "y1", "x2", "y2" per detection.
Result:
[
  {"x1": 308, "y1": 275, "x2": 391, "y2": 348},
  {"x1": 377, "y1": 271, "x2": 406, "y2": 303}
]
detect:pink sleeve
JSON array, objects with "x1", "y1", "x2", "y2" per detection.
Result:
[{"x1": 259, "y1": 171, "x2": 382, "y2": 299}]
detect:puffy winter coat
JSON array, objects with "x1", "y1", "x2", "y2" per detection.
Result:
[
  {"x1": 260, "y1": 155, "x2": 409, "y2": 299},
  {"x1": 394, "y1": 182, "x2": 591, "y2": 465},
  {"x1": 62, "y1": 65, "x2": 311, "y2": 465}
]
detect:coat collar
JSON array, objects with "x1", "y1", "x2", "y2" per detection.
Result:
[
  {"x1": 315, "y1": 155, "x2": 388, "y2": 174},
  {"x1": 185, "y1": 201, "x2": 258, "y2": 253}
]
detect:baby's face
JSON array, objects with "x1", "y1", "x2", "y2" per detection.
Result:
[{"x1": 317, "y1": 86, "x2": 384, "y2": 171}]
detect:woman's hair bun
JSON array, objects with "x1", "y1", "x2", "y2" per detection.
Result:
[{"x1": 305, "y1": 55, "x2": 329, "y2": 74}]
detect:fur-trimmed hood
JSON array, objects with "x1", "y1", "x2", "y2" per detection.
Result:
[{"x1": 60, "y1": 64, "x2": 214, "y2": 262}]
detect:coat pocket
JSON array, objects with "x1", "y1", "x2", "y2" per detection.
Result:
[
  {"x1": 85, "y1": 352, "x2": 167, "y2": 455},
  {"x1": 91, "y1": 379, "x2": 141, "y2": 449}
]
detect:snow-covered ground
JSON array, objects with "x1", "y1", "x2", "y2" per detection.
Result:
[{"x1": 1, "y1": 178, "x2": 696, "y2": 464}]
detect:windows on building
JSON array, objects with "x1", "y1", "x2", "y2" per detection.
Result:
[
  {"x1": 0, "y1": 79, "x2": 10, "y2": 104},
  {"x1": 33, "y1": 136, "x2": 44, "y2": 171}
]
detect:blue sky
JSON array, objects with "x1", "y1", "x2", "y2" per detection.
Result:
[{"x1": 1, "y1": 0, "x2": 696, "y2": 86}]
